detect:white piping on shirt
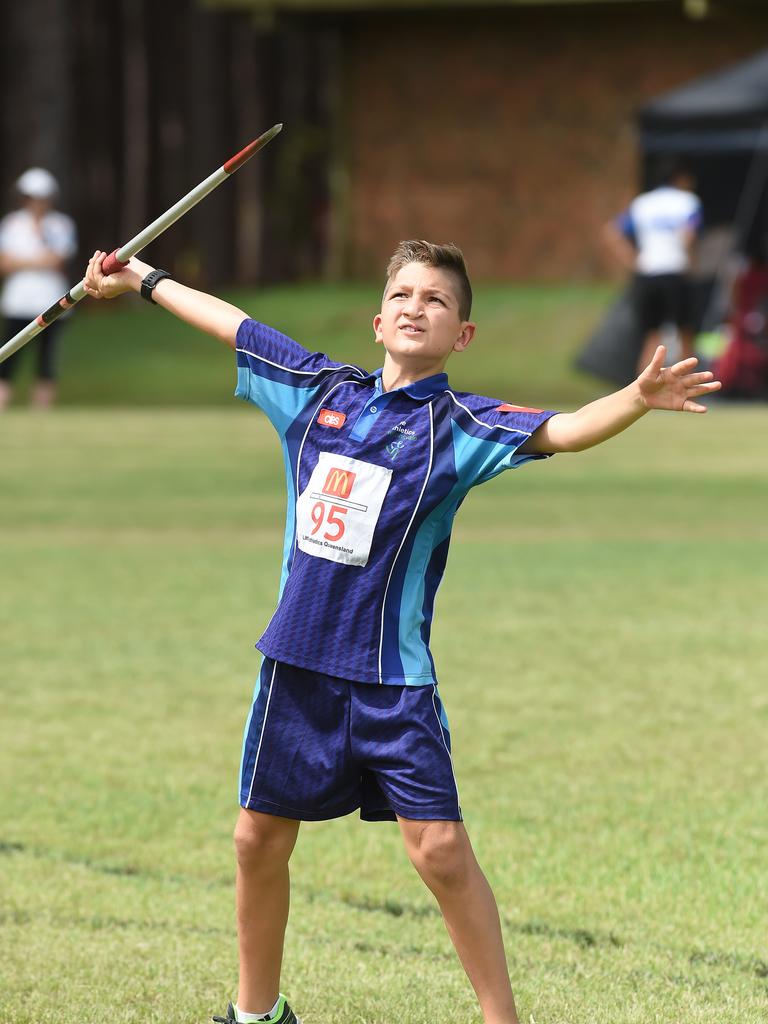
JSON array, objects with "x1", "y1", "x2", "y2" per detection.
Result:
[
  {"x1": 235, "y1": 345, "x2": 367, "y2": 381},
  {"x1": 377, "y1": 401, "x2": 434, "y2": 685},
  {"x1": 443, "y1": 389, "x2": 533, "y2": 437}
]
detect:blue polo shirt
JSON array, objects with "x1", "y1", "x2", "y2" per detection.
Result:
[{"x1": 236, "y1": 319, "x2": 556, "y2": 686}]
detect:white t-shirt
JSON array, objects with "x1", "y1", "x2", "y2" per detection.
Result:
[
  {"x1": 0, "y1": 208, "x2": 78, "y2": 318},
  {"x1": 617, "y1": 187, "x2": 702, "y2": 276}
]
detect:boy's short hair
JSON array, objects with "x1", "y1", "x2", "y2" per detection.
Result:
[{"x1": 385, "y1": 240, "x2": 473, "y2": 321}]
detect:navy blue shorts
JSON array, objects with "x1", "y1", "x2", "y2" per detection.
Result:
[{"x1": 239, "y1": 658, "x2": 462, "y2": 822}]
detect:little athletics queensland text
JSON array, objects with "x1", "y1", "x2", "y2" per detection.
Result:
[{"x1": 300, "y1": 533, "x2": 356, "y2": 557}]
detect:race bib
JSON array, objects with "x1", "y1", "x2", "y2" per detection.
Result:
[{"x1": 296, "y1": 452, "x2": 393, "y2": 567}]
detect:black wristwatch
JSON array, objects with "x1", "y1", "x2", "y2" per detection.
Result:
[{"x1": 140, "y1": 269, "x2": 172, "y2": 304}]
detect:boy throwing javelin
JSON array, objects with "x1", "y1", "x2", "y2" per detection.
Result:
[{"x1": 84, "y1": 241, "x2": 720, "y2": 1024}]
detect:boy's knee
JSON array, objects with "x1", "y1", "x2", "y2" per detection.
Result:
[
  {"x1": 233, "y1": 809, "x2": 297, "y2": 870},
  {"x1": 405, "y1": 821, "x2": 471, "y2": 889}
]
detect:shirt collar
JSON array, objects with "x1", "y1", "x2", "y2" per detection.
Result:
[{"x1": 370, "y1": 367, "x2": 448, "y2": 400}]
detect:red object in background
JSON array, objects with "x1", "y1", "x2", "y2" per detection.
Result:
[{"x1": 715, "y1": 264, "x2": 768, "y2": 399}]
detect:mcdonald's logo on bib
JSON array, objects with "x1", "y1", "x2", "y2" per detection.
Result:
[{"x1": 322, "y1": 467, "x2": 356, "y2": 499}]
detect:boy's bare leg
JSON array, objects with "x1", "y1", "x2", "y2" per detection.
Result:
[
  {"x1": 398, "y1": 818, "x2": 520, "y2": 1024},
  {"x1": 234, "y1": 809, "x2": 300, "y2": 1014},
  {"x1": 0, "y1": 380, "x2": 12, "y2": 409}
]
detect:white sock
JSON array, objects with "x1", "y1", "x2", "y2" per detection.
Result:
[{"x1": 235, "y1": 997, "x2": 281, "y2": 1022}]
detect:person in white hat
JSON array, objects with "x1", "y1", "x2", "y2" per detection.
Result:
[{"x1": 0, "y1": 168, "x2": 78, "y2": 408}]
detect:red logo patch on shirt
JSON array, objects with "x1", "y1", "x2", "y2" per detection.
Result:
[
  {"x1": 496, "y1": 403, "x2": 544, "y2": 414},
  {"x1": 317, "y1": 408, "x2": 347, "y2": 429},
  {"x1": 322, "y1": 467, "x2": 356, "y2": 499}
]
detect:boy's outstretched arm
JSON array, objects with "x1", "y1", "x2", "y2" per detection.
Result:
[
  {"x1": 83, "y1": 250, "x2": 247, "y2": 348},
  {"x1": 519, "y1": 346, "x2": 722, "y2": 455}
]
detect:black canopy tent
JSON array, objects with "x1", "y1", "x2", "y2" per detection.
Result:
[
  {"x1": 639, "y1": 47, "x2": 768, "y2": 230},
  {"x1": 578, "y1": 48, "x2": 768, "y2": 386},
  {"x1": 639, "y1": 47, "x2": 768, "y2": 141}
]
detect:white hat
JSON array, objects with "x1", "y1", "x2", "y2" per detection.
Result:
[{"x1": 16, "y1": 167, "x2": 59, "y2": 199}]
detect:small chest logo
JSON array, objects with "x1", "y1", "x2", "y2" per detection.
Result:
[
  {"x1": 385, "y1": 439, "x2": 407, "y2": 460},
  {"x1": 322, "y1": 467, "x2": 356, "y2": 499},
  {"x1": 384, "y1": 420, "x2": 417, "y2": 460},
  {"x1": 317, "y1": 408, "x2": 347, "y2": 429}
]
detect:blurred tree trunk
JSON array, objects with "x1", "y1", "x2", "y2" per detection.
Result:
[
  {"x1": 121, "y1": 1, "x2": 150, "y2": 248},
  {"x1": 180, "y1": 2, "x2": 234, "y2": 286},
  {"x1": 1, "y1": 0, "x2": 338, "y2": 286},
  {"x1": 1, "y1": 0, "x2": 74, "y2": 199},
  {"x1": 258, "y1": 19, "x2": 339, "y2": 282},
  {"x1": 231, "y1": 21, "x2": 266, "y2": 284}
]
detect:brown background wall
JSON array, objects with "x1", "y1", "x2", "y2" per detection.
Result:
[
  {"x1": 341, "y1": 5, "x2": 765, "y2": 281},
  {"x1": 3, "y1": 1, "x2": 765, "y2": 285}
]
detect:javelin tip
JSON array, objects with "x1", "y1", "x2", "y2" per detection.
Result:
[{"x1": 223, "y1": 123, "x2": 284, "y2": 175}]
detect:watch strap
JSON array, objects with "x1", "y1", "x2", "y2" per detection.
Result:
[{"x1": 140, "y1": 269, "x2": 172, "y2": 304}]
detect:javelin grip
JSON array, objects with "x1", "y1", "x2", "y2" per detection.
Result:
[{"x1": 102, "y1": 249, "x2": 129, "y2": 276}]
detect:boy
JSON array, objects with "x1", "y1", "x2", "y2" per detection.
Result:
[{"x1": 83, "y1": 241, "x2": 719, "y2": 1024}]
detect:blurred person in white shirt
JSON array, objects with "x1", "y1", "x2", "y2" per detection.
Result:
[
  {"x1": 0, "y1": 168, "x2": 78, "y2": 409},
  {"x1": 604, "y1": 160, "x2": 702, "y2": 372}
]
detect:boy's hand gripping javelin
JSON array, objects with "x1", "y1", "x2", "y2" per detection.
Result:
[{"x1": 0, "y1": 123, "x2": 282, "y2": 366}]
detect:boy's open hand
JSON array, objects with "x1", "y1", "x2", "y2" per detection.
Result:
[
  {"x1": 83, "y1": 251, "x2": 149, "y2": 301},
  {"x1": 638, "y1": 345, "x2": 721, "y2": 413}
]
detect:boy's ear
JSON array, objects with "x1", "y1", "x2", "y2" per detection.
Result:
[
  {"x1": 373, "y1": 313, "x2": 384, "y2": 344},
  {"x1": 452, "y1": 322, "x2": 476, "y2": 353}
]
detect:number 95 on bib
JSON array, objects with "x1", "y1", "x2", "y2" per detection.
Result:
[{"x1": 295, "y1": 452, "x2": 393, "y2": 567}]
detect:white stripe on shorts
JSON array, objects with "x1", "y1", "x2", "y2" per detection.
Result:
[
  {"x1": 432, "y1": 684, "x2": 461, "y2": 819},
  {"x1": 246, "y1": 660, "x2": 278, "y2": 808}
]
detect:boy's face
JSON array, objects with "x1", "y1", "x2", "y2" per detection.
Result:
[{"x1": 373, "y1": 262, "x2": 475, "y2": 371}]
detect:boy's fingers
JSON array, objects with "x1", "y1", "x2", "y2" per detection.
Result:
[
  {"x1": 682, "y1": 370, "x2": 714, "y2": 385},
  {"x1": 85, "y1": 251, "x2": 107, "y2": 296},
  {"x1": 671, "y1": 356, "x2": 698, "y2": 375},
  {"x1": 640, "y1": 345, "x2": 665, "y2": 379},
  {"x1": 93, "y1": 254, "x2": 106, "y2": 284},
  {"x1": 650, "y1": 344, "x2": 666, "y2": 370},
  {"x1": 688, "y1": 382, "x2": 720, "y2": 397}
]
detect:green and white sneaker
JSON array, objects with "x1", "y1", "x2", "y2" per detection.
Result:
[{"x1": 212, "y1": 996, "x2": 302, "y2": 1024}]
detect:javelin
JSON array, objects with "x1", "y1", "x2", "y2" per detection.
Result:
[{"x1": 0, "y1": 123, "x2": 283, "y2": 366}]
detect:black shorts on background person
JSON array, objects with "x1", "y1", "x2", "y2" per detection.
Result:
[
  {"x1": 632, "y1": 272, "x2": 692, "y2": 336},
  {"x1": 0, "y1": 317, "x2": 62, "y2": 386}
]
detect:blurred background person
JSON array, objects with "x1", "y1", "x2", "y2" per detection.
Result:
[
  {"x1": 0, "y1": 168, "x2": 78, "y2": 409},
  {"x1": 714, "y1": 231, "x2": 768, "y2": 399},
  {"x1": 603, "y1": 159, "x2": 702, "y2": 373}
]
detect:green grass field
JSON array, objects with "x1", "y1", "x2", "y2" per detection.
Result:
[{"x1": 1, "y1": 290, "x2": 767, "y2": 1024}]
